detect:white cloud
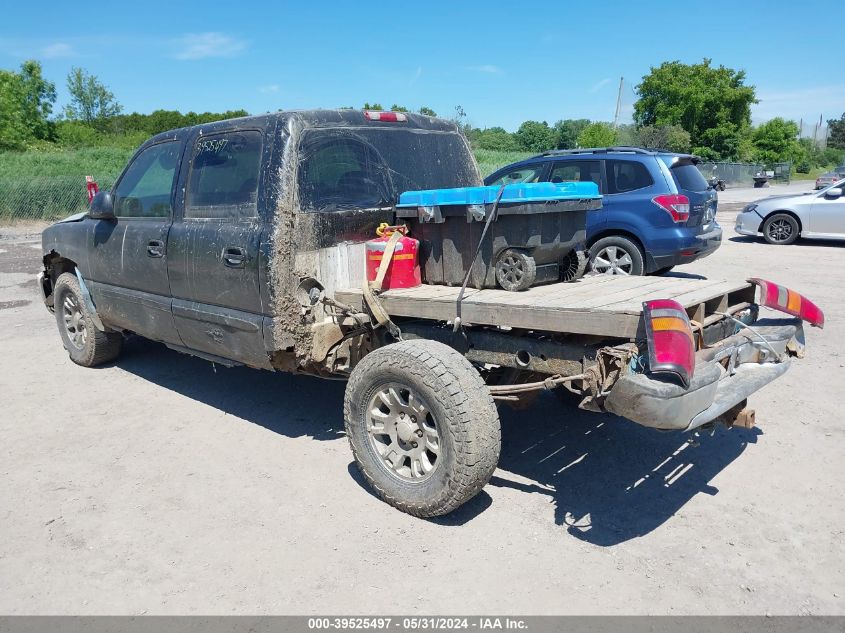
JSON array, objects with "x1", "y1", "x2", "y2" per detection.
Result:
[
  {"x1": 589, "y1": 77, "x2": 612, "y2": 93},
  {"x1": 259, "y1": 84, "x2": 280, "y2": 94},
  {"x1": 41, "y1": 42, "x2": 77, "y2": 58},
  {"x1": 172, "y1": 32, "x2": 247, "y2": 60},
  {"x1": 465, "y1": 64, "x2": 502, "y2": 74}
]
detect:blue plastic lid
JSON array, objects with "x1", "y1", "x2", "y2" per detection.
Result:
[{"x1": 397, "y1": 181, "x2": 600, "y2": 207}]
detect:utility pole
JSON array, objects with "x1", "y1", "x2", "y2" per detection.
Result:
[
  {"x1": 813, "y1": 114, "x2": 822, "y2": 148},
  {"x1": 613, "y1": 77, "x2": 623, "y2": 129}
]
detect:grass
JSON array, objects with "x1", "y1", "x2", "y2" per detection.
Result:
[
  {"x1": 791, "y1": 166, "x2": 836, "y2": 182},
  {"x1": 0, "y1": 148, "x2": 132, "y2": 220},
  {"x1": 473, "y1": 149, "x2": 534, "y2": 178},
  {"x1": 0, "y1": 147, "x2": 133, "y2": 181}
]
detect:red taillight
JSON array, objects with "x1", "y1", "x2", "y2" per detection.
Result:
[
  {"x1": 364, "y1": 110, "x2": 407, "y2": 122},
  {"x1": 652, "y1": 194, "x2": 690, "y2": 223},
  {"x1": 747, "y1": 278, "x2": 824, "y2": 328},
  {"x1": 643, "y1": 299, "x2": 696, "y2": 388}
]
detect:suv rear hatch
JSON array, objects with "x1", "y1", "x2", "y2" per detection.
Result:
[{"x1": 659, "y1": 155, "x2": 716, "y2": 228}]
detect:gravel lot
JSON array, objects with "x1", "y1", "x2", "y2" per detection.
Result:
[{"x1": 1, "y1": 184, "x2": 843, "y2": 615}]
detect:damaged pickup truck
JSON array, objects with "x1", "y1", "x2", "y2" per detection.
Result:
[{"x1": 38, "y1": 110, "x2": 823, "y2": 517}]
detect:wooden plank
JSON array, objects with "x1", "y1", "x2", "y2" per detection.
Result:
[
  {"x1": 605, "y1": 279, "x2": 740, "y2": 313},
  {"x1": 334, "y1": 278, "x2": 752, "y2": 339},
  {"x1": 594, "y1": 278, "x2": 728, "y2": 312},
  {"x1": 570, "y1": 277, "x2": 690, "y2": 309}
]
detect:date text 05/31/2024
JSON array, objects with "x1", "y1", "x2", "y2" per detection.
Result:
[{"x1": 307, "y1": 617, "x2": 528, "y2": 630}]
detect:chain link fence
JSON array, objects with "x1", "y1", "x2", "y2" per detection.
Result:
[
  {"x1": 0, "y1": 176, "x2": 115, "y2": 223},
  {"x1": 697, "y1": 162, "x2": 764, "y2": 187}
]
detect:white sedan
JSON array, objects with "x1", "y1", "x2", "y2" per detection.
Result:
[{"x1": 735, "y1": 179, "x2": 845, "y2": 244}]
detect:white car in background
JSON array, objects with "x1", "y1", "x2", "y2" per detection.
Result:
[{"x1": 735, "y1": 179, "x2": 845, "y2": 244}]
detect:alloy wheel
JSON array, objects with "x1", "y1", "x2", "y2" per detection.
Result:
[
  {"x1": 367, "y1": 383, "x2": 440, "y2": 482},
  {"x1": 592, "y1": 245, "x2": 633, "y2": 275}
]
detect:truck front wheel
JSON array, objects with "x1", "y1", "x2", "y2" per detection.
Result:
[
  {"x1": 53, "y1": 272, "x2": 122, "y2": 367},
  {"x1": 344, "y1": 339, "x2": 501, "y2": 517}
]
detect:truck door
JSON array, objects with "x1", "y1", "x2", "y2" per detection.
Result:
[
  {"x1": 86, "y1": 140, "x2": 183, "y2": 345},
  {"x1": 166, "y1": 128, "x2": 271, "y2": 368}
]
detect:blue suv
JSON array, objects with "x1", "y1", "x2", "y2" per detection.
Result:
[{"x1": 484, "y1": 147, "x2": 722, "y2": 275}]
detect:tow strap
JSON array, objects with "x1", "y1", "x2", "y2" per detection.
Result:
[{"x1": 362, "y1": 228, "x2": 403, "y2": 340}]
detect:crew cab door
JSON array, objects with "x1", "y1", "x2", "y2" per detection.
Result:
[
  {"x1": 86, "y1": 140, "x2": 183, "y2": 345},
  {"x1": 166, "y1": 128, "x2": 271, "y2": 368}
]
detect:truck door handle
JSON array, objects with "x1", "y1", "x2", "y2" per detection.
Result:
[
  {"x1": 147, "y1": 240, "x2": 165, "y2": 258},
  {"x1": 222, "y1": 247, "x2": 247, "y2": 268}
]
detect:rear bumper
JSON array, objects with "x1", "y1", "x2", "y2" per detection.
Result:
[
  {"x1": 603, "y1": 319, "x2": 803, "y2": 431},
  {"x1": 648, "y1": 224, "x2": 723, "y2": 271}
]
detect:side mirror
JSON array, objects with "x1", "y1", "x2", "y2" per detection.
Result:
[
  {"x1": 88, "y1": 191, "x2": 116, "y2": 220},
  {"x1": 825, "y1": 187, "x2": 843, "y2": 199}
]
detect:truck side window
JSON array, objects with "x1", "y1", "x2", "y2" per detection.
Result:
[
  {"x1": 113, "y1": 142, "x2": 180, "y2": 218},
  {"x1": 185, "y1": 131, "x2": 262, "y2": 219},
  {"x1": 298, "y1": 134, "x2": 390, "y2": 212},
  {"x1": 605, "y1": 159, "x2": 653, "y2": 194}
]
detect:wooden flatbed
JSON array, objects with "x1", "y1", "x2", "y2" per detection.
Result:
[{"x1": 336, "y1": 275, "x2": 756, "y2": 338}]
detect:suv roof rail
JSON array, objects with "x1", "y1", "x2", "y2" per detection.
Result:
[{"x1": 532, "y1": 146, "x2": 660, "y2": 159}]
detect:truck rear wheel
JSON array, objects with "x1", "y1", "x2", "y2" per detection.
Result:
[
  {"x1": 53, "y1": 272, "x2": 122, "y2": 367},
  {"x1": 344, "y1": 339, "x2": 501, "y2": 517}
]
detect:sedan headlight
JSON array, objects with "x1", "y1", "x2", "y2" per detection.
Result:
[{"x1": 743, "y1": 203, "x2": 758, "y2": 213}]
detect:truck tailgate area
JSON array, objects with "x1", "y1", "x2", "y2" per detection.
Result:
[{"x1": 336, "y1": 275, "x2": 756, "y2": 338}]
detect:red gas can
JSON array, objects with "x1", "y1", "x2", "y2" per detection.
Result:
[{"x1": 366, "y1": 224, "x2": 421, "y2": 290}]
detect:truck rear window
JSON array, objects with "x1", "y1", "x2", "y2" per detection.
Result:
[{"x1": 298, "y1": 128, "x2": 480, "y2": 212}]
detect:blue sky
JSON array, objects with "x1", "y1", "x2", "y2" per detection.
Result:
[{"x1": 1, "y1": 1, "x2": 840, "y2": 131}]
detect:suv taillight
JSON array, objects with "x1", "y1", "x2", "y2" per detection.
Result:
[
  {"x1": 652, "y1": 194, "x2": 690, "y2": 223},
  {"x1": 643, "y1": 299, "x2": 696, "y2": 388}
]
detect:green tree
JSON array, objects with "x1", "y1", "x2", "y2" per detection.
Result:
[
  {"x1": 472, "y1": 126, "x2": 519, "y2": 152},
  {"x1": 552, "y1": 118, "x2": 590, "y2": 149},
  {"x1": 615, "y1": 123, "x2": 638, "y2": 146},
  {"x1": 65, "y1": 67, "x2": 122, "y2": 126},
  {"x1": 577, "y1": 122, "x2": 617, "y2": 148},
  {"x1": 828, "y1": 112, "x2": 845, "y2": 150},
  {"x1": 752, "y1": 118, "x2": 802, "y2": 165},
  {"x1": 363, "y1": 102, "x2": 383, "y2": 111},
  {"x1": 418, "y1": 106, "x2": 437, "y2": 117},
  {"x1": 514, "y1": 120, "x2": 555, "y2": 152},
  {"x1": 636, "y1": 124, "x2": 691, "y2": 152},
  {"x1": 634, "y1": 58, "x2": 756, "y2": 157},
  {"x1": 0, "y1": 60, "x2": 56, "y2": 149},
  {"x1": 390, "y1": 104, "x2": 409, "y2": 112},
  {"x1": 19, "y1": 60, "x2": 56, "y2": 140},
  {"x1": 0, "y1": 71, "x2": 28, "y2": 150}
]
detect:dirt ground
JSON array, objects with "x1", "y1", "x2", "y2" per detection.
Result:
[{"x1": 1, "y1": 185, "x2": 843, "y2": 615}]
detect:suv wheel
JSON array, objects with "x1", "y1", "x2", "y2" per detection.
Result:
[
  {"x1": 762, "y1": 213, "x2": 799, "y2": 245},
  {"x1": 589, "y1": 236, "x2": 644, "y2": 276}
]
